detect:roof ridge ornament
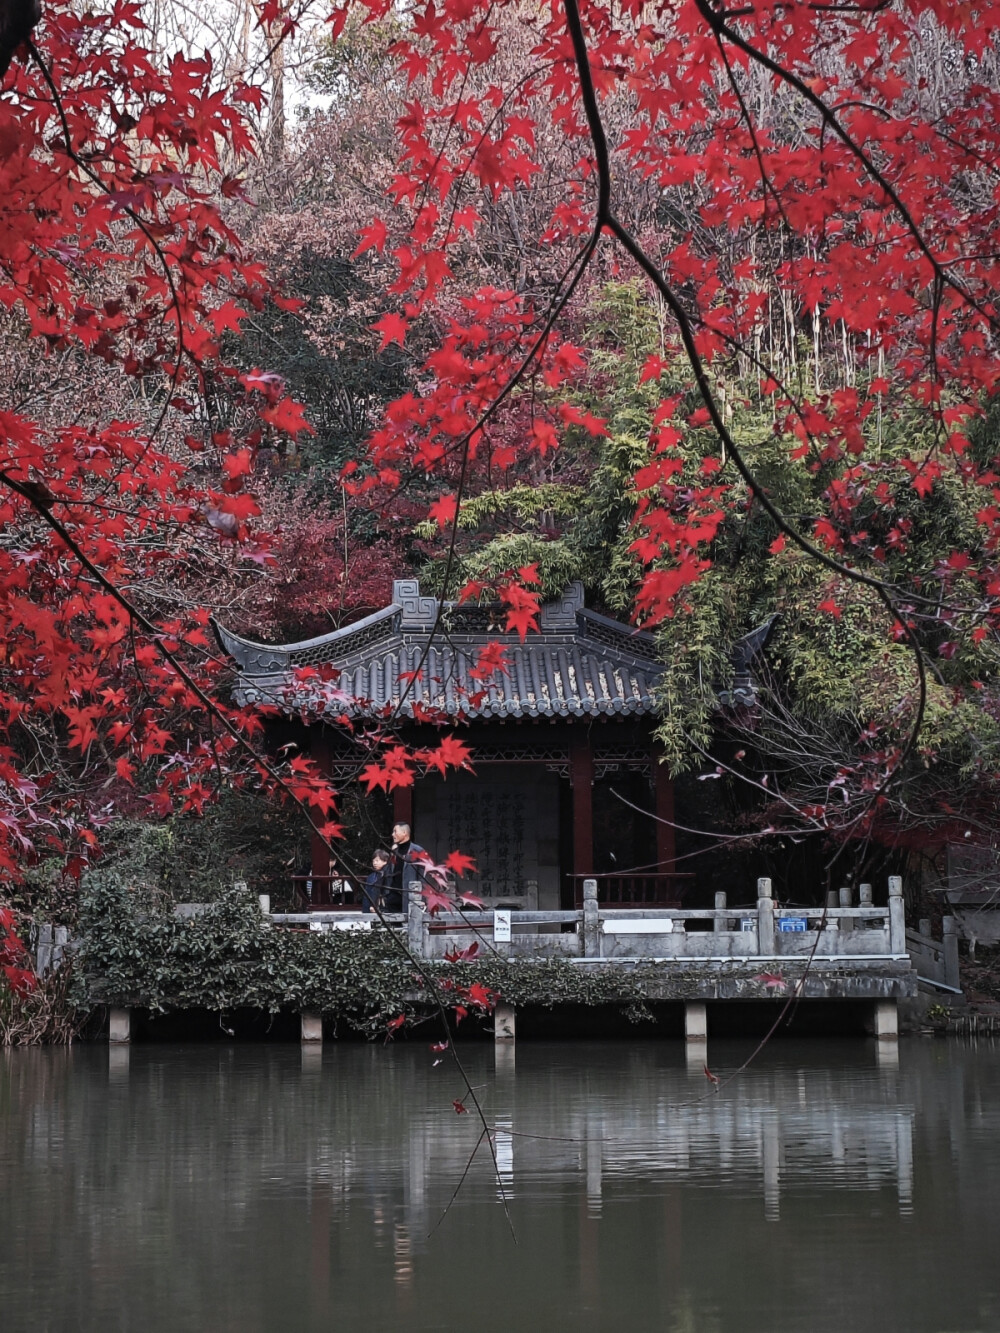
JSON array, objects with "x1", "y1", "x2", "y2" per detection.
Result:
[
  {"x1": 539, "y1": 580, "x2": 585, "y2": 631},
  {"x1": 393, "y1": 579, "x2": 439, "y2": 629},
  {"x1": 393, "y1": 577, "x2": 586, "y2": 633}
]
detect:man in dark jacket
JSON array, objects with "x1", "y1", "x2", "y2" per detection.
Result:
[{"x1": 389, "y1": 822, "x2": 428, "y2": 915}]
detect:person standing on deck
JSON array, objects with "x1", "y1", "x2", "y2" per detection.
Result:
[
  {"x1": 361, "y1": 849, "x2": 390, "y2": 914},
  {"x1": 388, "y1": 822, "x2": 428, "y2": 915}
]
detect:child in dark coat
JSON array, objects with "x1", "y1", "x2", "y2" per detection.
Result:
[{"x1": 361, "y1": 849, "x2": 390, "y2": 914}]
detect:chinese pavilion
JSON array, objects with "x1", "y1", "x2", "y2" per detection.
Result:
[{"x1": 216, "y1": 580, "x2": 694, "y2": 910}]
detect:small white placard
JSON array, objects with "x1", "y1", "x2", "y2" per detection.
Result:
[
  {"x1": 602, "y1": 918, "x2": 674, "y2": 934},
  {"x1": 494, "y1": 909, "x2": 512, "y2": 942},
  {"x1": 309, "y1": 919, "x2": 372, "y2": 933}
]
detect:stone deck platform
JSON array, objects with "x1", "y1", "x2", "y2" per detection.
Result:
[{"x1": 260, "y1": 876, "x2": 918, "y2": 1045}]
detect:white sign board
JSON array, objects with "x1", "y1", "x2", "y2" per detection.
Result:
[
  {"x1": 602, "y1": 918, "x2": 673, "y2": 934},
  {"x1": 494, "y1": 909, "x2": 512, "y2": 943}
]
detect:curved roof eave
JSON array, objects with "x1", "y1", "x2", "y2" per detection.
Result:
[{"x1": 210, "y1": 601, "x2": 401, "y2": 671}]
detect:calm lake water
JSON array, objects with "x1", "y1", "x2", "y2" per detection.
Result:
[{"x1": 1, "y1": 1037, "x2": 999, "y2": 1333}]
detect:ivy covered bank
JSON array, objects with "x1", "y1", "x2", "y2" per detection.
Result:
[{"x1": 73, "y1": 879, "x2": 663, "y2": 1036}]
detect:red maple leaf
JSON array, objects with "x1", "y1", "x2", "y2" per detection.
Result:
[
  {"x1": 501, "y1": 581, "x2": 540, "y2": 641},
  {"x1": 352, "y1": 217, "x2": 388, "y2": 257},
  {"x1": 260, "y1": 397, "x2": 316, "y2": 439},
  {"x1": 754, "y1": 972, "x2": 787, "y2": 990},
  {"x1": 428, "y1": 493, "x2": 458, "y2": 530},
  {"x1": 444, "y1": 850, "x2": 477, "y2": 877},
  {"x1": 421, "y1": 882, "x2": 454, "y2": 915},
  {"x1": 420, "y1": 735, "x2": 473, "y2": 777},
  {"x1": 444, "y1": 940, "x2": 480, "y2": 962},
  {"x1": 465, "y1": 982, "x2": 496, "y2": 1011},
  {"x1": 372, "y1": 311, "x2": 409, "y2": 350}
]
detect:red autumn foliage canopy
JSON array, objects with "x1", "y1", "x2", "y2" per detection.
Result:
[
  {"x1": 332, "y1": 0, "x2": 1000, "y2": 839},
  {"x1": 0, "y1": 0, "x2": 476, "y2": 898},
  {"x1": 6, "y1": 0, "x2": 1000, "y2": 967}
]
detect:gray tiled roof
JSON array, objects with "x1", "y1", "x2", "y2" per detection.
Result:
[{"x1": 213, "y1": 581, "x2": 665, "y2": 720}]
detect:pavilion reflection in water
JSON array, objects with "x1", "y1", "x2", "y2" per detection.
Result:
[{"x1": 396, "y1": 1049, "x2": 915, "y2": 1234}]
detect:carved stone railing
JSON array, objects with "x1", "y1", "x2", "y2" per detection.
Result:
[
  {"x1": 906, "y1": 916, "x2": 961, "y2": 992},
  {"x1": 397, "y1": 876, "x2": 909, "y2": 962}
]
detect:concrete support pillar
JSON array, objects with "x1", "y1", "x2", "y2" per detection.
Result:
[
  {"x1": 685, "y1": 1001, "x2": 707, "y2": 1041},
  {"x1": 301, "y1": 1011, "x2": 323, "y2": 1043},
  {"x1": 757, "y1": 878, "x2": 775, "y2": 956},
  {"x1": 713, "y1": 890, "x2": 727, "y2": 933},
  {"x1": 888, "y1": 876, "x2": 905, "y2": 954},
  {"x1": 582, "y1": 878, "x2": 600, "y2": 959},
  {"x1": 109, "y1": 1007, "x2": 131, "y2": 1044},
  {"x1": 943, "y1": 916, "x2": 961, "y2": 991},
  {"x1": 494, "y1": 1002, "x2": 516, "y2": 1042},
  {"x1": 874, "y1": 999, "x2": 898, "y2": 1040}
]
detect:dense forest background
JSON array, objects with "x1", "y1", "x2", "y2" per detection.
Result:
[{"x1": 4, "y1": 0, "x2": 1000, "y2": 946}]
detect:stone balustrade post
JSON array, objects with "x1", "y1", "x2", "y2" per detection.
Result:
[
  {"x1": 582, "y1": 878, "x2": 600, "y2": 959},
  {"x1": 888, "y1": 876, "x2": 905, "y2": 955},
  {"x1": 36, "y1": 922, "x2": 53, "y2": 976},
  {"x1": 839, "y1": 885, "x2": 854, "y2": 935},
  {"x1": 858, "y1": 883, "x2": 874, "y2": 941},
  {"x1": 258, "y1": 894, "x2": 270, "y2": 916},
  {"x1": 408, "y1": 894, "x2": 426, "y2": 957},
  {"x1": 942, "y1": 916, "x2": 961, "y2": 991},
  {"x1": 713, "y1": 890, "x2": 727, "y2": 934},
  {"x1": 757, "y1": 878, "x2": 775, "y2": 956},
  {"x1": 918, "y1": 918, "x2": 931, "y2": 940},
  {"x1": 826, "y1": 888, "x2": 840, "y2": 930}
]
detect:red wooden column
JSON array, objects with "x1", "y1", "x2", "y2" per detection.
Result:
[
  {"x1": 570, "y1": 737, "x2": 594, "y2": 887},
  {"x1": 309, "y1": 728, "x2": 332, "y2": 884},
  {"x1": 653, "y1": 750, "x2": 676, "y2": 871}
]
